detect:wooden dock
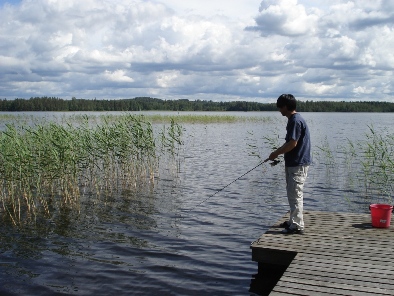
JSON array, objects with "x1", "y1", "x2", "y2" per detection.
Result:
[{"x1": 250, "y1": 210, "x2": 394, "y2": 296}]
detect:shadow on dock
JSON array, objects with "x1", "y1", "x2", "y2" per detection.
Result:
[
  {"x1": 249, "y1": 262, "x2": 286, "y2": 295},
  {"x1": 249, "y1": 250, "x2": 297, "y2": 295}
]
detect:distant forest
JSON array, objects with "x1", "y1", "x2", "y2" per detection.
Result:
[{"x1": 1, "y1": 96, "x2": 394, "y2": 112}]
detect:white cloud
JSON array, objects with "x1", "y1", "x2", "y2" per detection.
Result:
[
  {"x1": 353, "y1": 86, "x2": 376, "y2": 95},
  {"x1": 303, "y1": 82, "x2": 337, "y2": 95},
  {"x1": 104, "y1": 70, "x2": 134, "y2": 83},
  {"x1": 0, "y1": 0, "x2": 394, "y2": 102},
  {"x1": 249, "y1": 0, "x2": 319, "y2": 36}
]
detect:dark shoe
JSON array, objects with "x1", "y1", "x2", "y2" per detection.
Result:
[
  {"x1": 281, "y1": 228, "x2": 304, "y2": 235},
  {"x1": 279, "y1": 221, "x2": 291, "y2": 229}
]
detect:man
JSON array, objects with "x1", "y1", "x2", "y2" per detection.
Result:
[{"x1": 268, "y1": 94, "x2": 311, "y2": 235}]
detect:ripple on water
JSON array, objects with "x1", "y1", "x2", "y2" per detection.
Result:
[{"x1": 1, "y1": 112, "x2": 392, "y2": 295}]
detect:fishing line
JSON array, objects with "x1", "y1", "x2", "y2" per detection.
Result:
[{"x1": 180, "y1": 158, "x2": 279, "y2": 216}]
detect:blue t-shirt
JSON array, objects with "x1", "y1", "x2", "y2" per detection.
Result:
[{"x1": 284, "y1": 113, "x2": 311, "y2": 167}]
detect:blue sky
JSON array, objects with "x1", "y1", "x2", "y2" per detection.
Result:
[
  {"x1": 0, "y1": 0, "x2": 19, "y2": 4},
  {"x1": 1, "y1": 0, "x2": 394, "y2": 102}
]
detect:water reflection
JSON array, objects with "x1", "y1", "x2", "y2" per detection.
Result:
[{"x1": 0, "y1": 184, "x2": 165, "y2": 295}]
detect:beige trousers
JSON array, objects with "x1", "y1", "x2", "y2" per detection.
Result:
[{"x1": 285, "y1": 165, "x2": 309, "y2": 231}]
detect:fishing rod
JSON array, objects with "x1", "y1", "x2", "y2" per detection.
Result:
[{"x1": 182, "y1": 158, "x2": 280, "y2": 215}]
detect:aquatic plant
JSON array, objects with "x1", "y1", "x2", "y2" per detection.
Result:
[
  {"x1": 316, "y1": 126, "x2": 394, "y2": 204},
  {"x1": 247, "y1": 132, "x2": 285, "y2": 164},
  {"x1": 358, "y1": 126, "x2": 394, "y2": 202},
  {"x1": 0, "y1": 114, "x2": 183, "y2": 225},
  {"x1": 66, "y1": 113, "x2": 275, "y2": 124},
  {"x1": 246, "y1": 131, "x2": 263, "y2": 160}
]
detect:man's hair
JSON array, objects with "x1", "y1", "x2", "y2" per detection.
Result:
[{"x1": 276, "y1": 94, "x2": 296, "y2": 111}]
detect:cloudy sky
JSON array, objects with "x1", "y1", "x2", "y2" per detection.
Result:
[{"x1": 1, "y1": 0, "x2": 394, "y2": 102}]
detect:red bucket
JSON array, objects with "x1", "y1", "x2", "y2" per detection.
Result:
[{"x1": 369, "y1": 204, "x2": 393, "y2": 228}]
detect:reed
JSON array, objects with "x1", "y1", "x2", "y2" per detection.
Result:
[
  {"x1": 316, "y1": 126, "x2": 394, "y2": 204},
  {"x1": 358, "y1": 126, "x2": 394, "y2": 202},
  {"x1": 247, "y1": 131, "x2": 285, "y2": 164},
  {"x1": 67, "y1": 113, "x2": 275, "y2": 124},
  {"x1": 0, "y1": 114, "x2": 183, "y2": 225}
]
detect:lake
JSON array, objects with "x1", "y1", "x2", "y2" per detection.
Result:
[{"x1": 0, "y1": 111, "x2": 393, "y2": 295}]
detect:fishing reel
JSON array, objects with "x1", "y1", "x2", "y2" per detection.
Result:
[
  {"x1": 269, "y1": 159, "x2": 281, "y2": 166},
  {"x1": 263, "y1": 158, "x2": 281, "y2": 167}
]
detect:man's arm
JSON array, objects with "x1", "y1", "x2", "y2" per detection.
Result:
[{"x1": 268, "y1": 139, "x2": 297, "y2": 160}]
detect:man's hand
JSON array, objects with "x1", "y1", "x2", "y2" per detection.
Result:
[
  {"x1": 270, "y1": 159, "x2": 281, "y2": 166},
  {"x1": 269, "y1": 152, "x2": 279, "y2": 161}
]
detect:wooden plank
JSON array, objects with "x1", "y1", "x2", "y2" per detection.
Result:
[
  {"x1": 291, "y1": 267, "x2": 394, "y2": 283},
  {"x1": 297, "y1": 250, "x2": 394, "y2": 266},
  {"x1": 252, "y1": 230, "x2": 394, "y2": 255},
  {"x1": 295, "y1": 255, "x2": 394, "y2": 273},
  {"x1": 277, "y1": 276, "x2": 392, "y2": 295},
  {"x1": 272, "y1": 286, "x2": 350, "y2": 296},
  {"x1": 252, "y1": 239, "x2": 394, "y2": 261},
  {"x1": 284, "y1": 272, "x2": 393, "y2": 291},
  {"x1": 273, "y1": 280, "x2": 390, "y2": 296},
  {"x1": 269, "y1": 292, "x2": 311, "y2": 296},
  {"x1": 250, "y1": 210, "x2": 394, "y2": 296}
]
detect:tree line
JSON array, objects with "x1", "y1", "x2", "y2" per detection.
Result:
[{"x1": 0, "y1": 96, "x2": 393, "y2": 112}]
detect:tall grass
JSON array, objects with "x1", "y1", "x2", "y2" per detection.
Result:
[
  {"x1": 315, "y1": 126, "x2": 394, "y2": 204},
  {"x1": 0, "y1": 114, "x2": 183, "y2": 225},
  {"x1": 65, "y1": 113, "x2": 275, "y2": 124},
  {"x1": 358, "y1": 126, "x2": 394, "y2": 202}
]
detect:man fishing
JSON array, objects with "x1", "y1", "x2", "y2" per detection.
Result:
[{"x1": 268, "y1": 94, "x2": 311, "y2": 235}]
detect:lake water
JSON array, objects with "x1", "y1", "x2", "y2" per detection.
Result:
[{"x1": 0, "y1": 111, "x2": 393, "y2": 295}]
